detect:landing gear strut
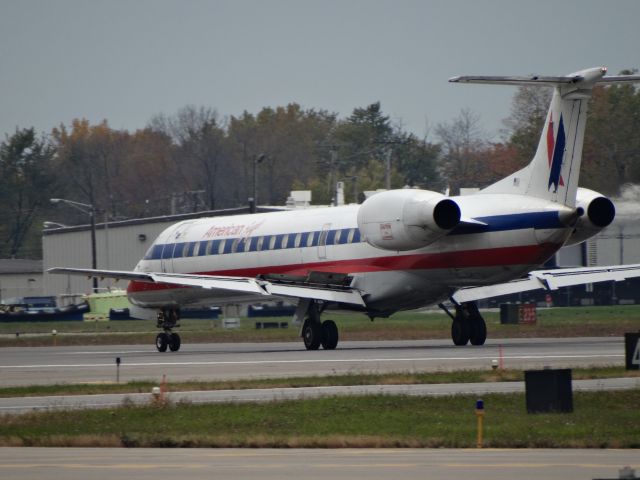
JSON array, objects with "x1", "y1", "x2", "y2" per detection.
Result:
[
  {"x1": 297, "y1": 300, "x2": 339, "y2": 350},
  {"x1": 156, "y1": 307, "x2": 181, "y2": 352},
  {"x1": 439, "y1": 301, "x2": 487, "y2": 346}
]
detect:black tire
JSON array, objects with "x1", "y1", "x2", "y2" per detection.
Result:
[
  {"x1": 169, "y1": 332, "x2": 181, "y2": 352},
  {"x1": 302, "y1": 321, "x2": 321, "y2": 350},
  {"x1": 156, "y1": 332, "x2": 169, "y2": 352},
  {"x1": 321, "y1": 320, "x2": 339, "y2": 350},
  {"x1": 451, "y1": 320, "x2": 470, "y2": 346},
  {"x1": 469, "y1": 317, "x2": 487, "y2": 346}
]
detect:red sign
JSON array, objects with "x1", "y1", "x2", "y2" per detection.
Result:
[{"x1": 519, "y1": 304, "x2": 537, "y2": 325}]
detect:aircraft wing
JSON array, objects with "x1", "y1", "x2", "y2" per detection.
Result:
[
  {"x1": 47, "y1": 267, "x2": 366, "y2": 306},
  {"x1": 452, "y1": 263, "x2": 640, "y2": 304}
]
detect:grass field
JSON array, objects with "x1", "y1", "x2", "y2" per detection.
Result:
[
  {"x1": 2, "y1": 389, "x2": 639, "y2": 448},
  {"x1": 1, "y1": 305, "x2": 639, "y2": 347}
]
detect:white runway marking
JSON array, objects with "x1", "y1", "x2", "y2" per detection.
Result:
[{"x1": 0, "y1": 353, "x2": 623, "y2": 369}]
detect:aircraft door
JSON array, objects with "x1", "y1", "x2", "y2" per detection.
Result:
[{"x1": 318, "y1": 223, "x2": 331, "y2": 260}]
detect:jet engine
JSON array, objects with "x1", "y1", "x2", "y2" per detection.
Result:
[
  {"x1": 564, "y1": 187, "x2": 616, "y2": 246},
  {"x1": 357, "y1": 189, "x2": 461, "y2": 251}
]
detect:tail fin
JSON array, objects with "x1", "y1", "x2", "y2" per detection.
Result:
[{"x1": 450, "y1": 67, "x2": 640, "y2": 207}]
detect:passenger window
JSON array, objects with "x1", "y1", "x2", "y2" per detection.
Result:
[
  {"x1": 173, "y1": 243, "x2": 185, "y2": 258},
  {"x1": 294, "y1": 233, "x2": 302, "y2": 248},
  {"x1": 161, "y1": 244, "x2": 173, "y2": 259},
  {"x1": 347, "y1": 228, "x2": 355, "y2": 244},
  {"x1": 281, "y1": 234, "x2": 289, "y2": 249},
  {"x1": 257, "y1": 236, "x2": 264, "y2": 251},
  {"x1": 218, "y1": 239, "x2": 226, "y2": 254},
  {"x1": 269, "y1": 236, "x2": 276, "y2": 250},
  {"x1": 306, "y1": 232, "x2": 314, "y2": 247}
]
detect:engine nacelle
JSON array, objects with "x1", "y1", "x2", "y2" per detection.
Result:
[
  {"x1": 357, "y1": 189, "x2": 461, "y2": 251},
  {"x1": 564, "y1": 187, "x2": 616, "y2": 246}
]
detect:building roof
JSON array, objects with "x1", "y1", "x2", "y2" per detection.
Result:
[
  {"x1": 42, "y1": 206, "x2": 288, "y2": 235},
  {"x1": 0, "y1": 259, "x2": 43, "y2": 274}
]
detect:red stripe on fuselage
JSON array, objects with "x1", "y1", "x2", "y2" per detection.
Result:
[{"x1": 127, "y1": 243, "x2": 559, "y2": 294}]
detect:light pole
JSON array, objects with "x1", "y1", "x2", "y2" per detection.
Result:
[
  {"x1": 50, "y1": 198, "x2": 98, "y2": 293},
  {"x1": 43, "y1": 221, "x2": 68, "y2": 229},
  {"x1": 250, "y1": 153, "x2": 266, "y2": 214}
]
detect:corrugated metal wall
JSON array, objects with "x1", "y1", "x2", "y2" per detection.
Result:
[{"x1": 0, "y1": 273, "x2": 43, "y2": 300}]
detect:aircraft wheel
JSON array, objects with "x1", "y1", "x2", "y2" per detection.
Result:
[
  {"x1": 451, "y1": 320, "x2": 470, "y2": 346},
  {"x1": 156, "y1": 332, "x2": 169, "y2": 352},
  {"x1": 302, "y1": 321, "x2": 322, "y2": 350},
  {"x1": 469, "y1": 317, "x2": 487, "y2": 346},
  {"x1": 169, "y1": 332, "x2": 181, "y2": 352},
  {"x1": 321, "y1": 320, "x2": 339, "y2": 350}
]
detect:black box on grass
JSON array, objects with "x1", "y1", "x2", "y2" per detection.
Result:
[{"x1": 525, "y1": 368, "x2": 573, "y2": 413}]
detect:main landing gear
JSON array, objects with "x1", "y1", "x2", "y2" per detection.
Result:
[
  {"x1": 296, "y1": 299, "x2": 339, "y2": 350},
  {"x1": 155, "y1": 307, "x2": 181, "y2": 352},
  {"x1": 439, "y1": 301, "x2": 487, "y2": 346}
]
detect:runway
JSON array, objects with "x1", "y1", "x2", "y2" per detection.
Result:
[
  {"x1": 0, "y1": 337, "x2": 626, "y2": 386},
  {"x1": 0, "y1": 448, "x2": 637, "y2": 480}
]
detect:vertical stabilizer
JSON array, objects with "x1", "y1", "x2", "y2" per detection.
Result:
[
  {"x1": 449, "y1": 67, "x2": 627, "y2": 207},
  {"x1": 482, "y1": 86, "x2": 589, "y2": 206}
]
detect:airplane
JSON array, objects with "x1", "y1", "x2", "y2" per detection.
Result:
[{"x1": 50, "y1": 66, "x2": 640, "y2": 353}]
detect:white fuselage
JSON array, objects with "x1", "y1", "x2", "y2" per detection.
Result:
[{"x1": 127, "y1": 193, "x2": 573, "y2": 316}]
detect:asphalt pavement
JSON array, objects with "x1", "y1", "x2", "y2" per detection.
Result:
[
  {"x1": 0, "y1": 337, "x2": 626, "y2": 386},
  {"x1": 0, "y1": 448, "x2": 637, "y2": 480}
]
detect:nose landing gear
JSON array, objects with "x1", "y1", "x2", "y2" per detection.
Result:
[{"x1": 156, "y1": 307, "x2": 181, "y2": 352}]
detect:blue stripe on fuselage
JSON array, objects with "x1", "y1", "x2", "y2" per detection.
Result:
[
  {"x1": 449, "y1": 211, "x2": 563, "y2": 235},
  {"x1": 143, "y1": 212, "x2": 564, "y2": 260}
]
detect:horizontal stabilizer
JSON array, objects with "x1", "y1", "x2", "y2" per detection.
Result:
[
  {"x1": 449, "y1": 74, "x2": 580, "y2": 86},
  {"x1": 452, "y1": 263, "x2": 640, "y2": 304},
  {"x1": 450, "y1": 67, "x2": 640, "y2": 87}
]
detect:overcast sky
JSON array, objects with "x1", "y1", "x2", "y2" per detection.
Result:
[{"x1": 1, "y1": 0, "x2": 639, "y2": 142}]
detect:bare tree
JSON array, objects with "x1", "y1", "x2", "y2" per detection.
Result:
[{"x1": 436, "y1": 109, "x2": 487, "y2": 194}]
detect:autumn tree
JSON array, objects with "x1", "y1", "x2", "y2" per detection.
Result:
[
  {"x1": 149, "y1": 106, "x2": 228, "y2": 210},
  {"x1": 436, "y1": 109, "x2": 488, "y2": 194},
  {"x1": 582, "y1": 77, "x2": 640, "y2": 195},
  {"x1": 0, "y1": 128, "x2": 57, "y2": 258},
  {"x1": 393, "y1": 132, "x2": 442, "y2": 191},
  {"x1": 502, "y1": 85, "x2": 552, "y2": 166},
  {"x1": 227, "y1": 104, "x2": 336, "y2": 206},
  {"x1": 52, "y1": 119, "x2": 133, "y2": 221}
]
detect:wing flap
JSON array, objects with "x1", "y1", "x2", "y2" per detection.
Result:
[{"x1": 47, "y1": 267, "x2": 154, "y2": 283}]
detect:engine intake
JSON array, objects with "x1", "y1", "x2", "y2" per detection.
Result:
[{"x1": 357, "y1": 189, "x2": 461, "y2": 251}]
